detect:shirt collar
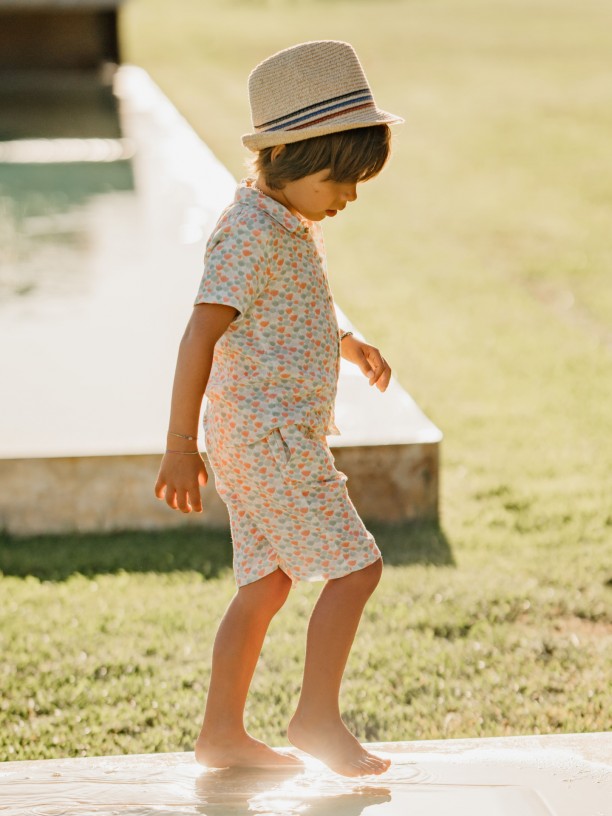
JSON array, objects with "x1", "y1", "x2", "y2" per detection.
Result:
[{"x1": 236, "y1": 178, "x2": 312, "y2": 238}]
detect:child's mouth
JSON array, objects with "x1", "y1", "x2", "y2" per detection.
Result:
[{"x1": 325, "y1": 210, "x2": 338, "y2": 217}]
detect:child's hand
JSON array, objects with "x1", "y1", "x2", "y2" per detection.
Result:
[
  {"x1": 154, "y1": 453, "x2": 208, "y2": 513},
  {"x1": 340, "y1": 335, "x2": 391, "y2": 392}
]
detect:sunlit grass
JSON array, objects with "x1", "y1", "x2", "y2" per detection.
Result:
[{"x1": 1, "y1": 524, "x2": 609, "y2": 759}]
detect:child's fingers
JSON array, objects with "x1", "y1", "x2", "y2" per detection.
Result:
[
  {"x1": 188, "y1": 485, "x2": 203, "y2": 514},
  {"x1": 175, "y1": 488, "x2": 192, "y2": 514},
  {"x1": 365, "y1": 350, "x2": 391, "y2": 390},
  {"x1": 356, "y1": 352, "x2": 374, "y2": 380},
  {"x1": 191, "y1": 463, "x2": 208, "y2": 511},
  {"x1": 153, "y1": 476, "x2": 166, "y2": 500},
  {"x1": 156, "y1": 467, "x2": 206, "y2": 513},
  {"x1": 375, "y1": 361, "x2": 392, "y2": 391},
  {"x1": 355, "y1": 344, "x2": 392, "y2": 392}
]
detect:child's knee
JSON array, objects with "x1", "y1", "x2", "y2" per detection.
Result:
[
  {"x1": 238, "y1": 568, "x2": 291, "y2": 614},
  {"x1": 266, "y1": 567, "x2": 292, "y2": 609},
  {"x1": 338, "y1": 557, "x2": 382, "y2": 594},
  {"x1": 361, "y1": 557, "x2": 383, "y2": 591}
]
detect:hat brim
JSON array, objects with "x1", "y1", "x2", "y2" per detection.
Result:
[{"x1": 242, "y1": 106, "x2": 403, "y2": 151}]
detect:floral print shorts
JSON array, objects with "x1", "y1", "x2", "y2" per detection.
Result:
[{"x1": 204, "y1": 411, "x2": 381, "y2": 588}]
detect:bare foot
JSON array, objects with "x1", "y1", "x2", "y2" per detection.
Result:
[
  {"x1": 287, "y1": 714, "x2": 391, "y2": 777},
  {"x1": 195, "y1": 731, "x2": 303, "y2": 769}
]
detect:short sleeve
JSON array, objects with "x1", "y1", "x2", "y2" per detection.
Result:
[{"x1": 194, "y1": 216, "x2": 267, "y2": 316}]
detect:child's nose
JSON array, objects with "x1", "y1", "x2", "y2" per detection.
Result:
[{"x1": 343, "y1": 185, "x2": 358, "y2": 202}]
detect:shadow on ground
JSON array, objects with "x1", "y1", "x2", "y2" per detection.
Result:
[
  {"x1": 369, "y1": 520, "x2": 454, "y2": 569},
  {"x1": 0, "y1": 522, "x2": 453, "y2": 582}
]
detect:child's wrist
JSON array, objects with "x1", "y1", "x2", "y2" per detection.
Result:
[
  {"x1": 168, "y1": 430, "x2": 198, "y2": 441},
  {"x1": 166, "y1": 430, "x2": 199, "y2": 453}
]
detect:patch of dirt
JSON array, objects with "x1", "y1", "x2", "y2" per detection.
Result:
[
  {"x1": 513, "y1": 613, "x2": 612, "y2": 645},
  {"x1": 552, "y1": 615, "x2": 612, "y2": 641}
]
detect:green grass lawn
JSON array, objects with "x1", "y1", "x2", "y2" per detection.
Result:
[
  {"x1": 1, "y1": 522, "x2": 609, "y2": 760},
  {"x1": 2, "y1": 0, "x2": 611, "y2": 761}
]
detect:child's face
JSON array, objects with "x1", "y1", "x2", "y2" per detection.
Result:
[{"x1": 278, "y1": 170, "x2": 359, "y2": 222}]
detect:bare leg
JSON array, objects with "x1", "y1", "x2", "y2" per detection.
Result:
[
  {"x1": 287, "y1": 558, "x2": 390, "y2": 777},
  {"x1": 195, "y1": 568, "x2": 301, "y2": 768}
]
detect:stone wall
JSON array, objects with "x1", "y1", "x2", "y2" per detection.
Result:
[{"x1": 0, "y1": 444, "x2": 439, "y2": 536}]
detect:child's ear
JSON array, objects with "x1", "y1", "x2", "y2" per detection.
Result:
[{"x1": 270, "y1": 144, "x2": 286, "y2": 162}]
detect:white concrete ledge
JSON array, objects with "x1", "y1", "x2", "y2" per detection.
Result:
[{"x1": 0, "y1": 66, "x2": 441, "y2": 534}]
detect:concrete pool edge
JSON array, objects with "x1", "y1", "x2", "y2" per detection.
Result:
[{"x1": 1, "y1": 65, "x2": 441, "y2": 534}]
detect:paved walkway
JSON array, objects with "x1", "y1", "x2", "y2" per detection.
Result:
[{"x1": 1, "y1": 732, "x2": 609, "y2": 815}]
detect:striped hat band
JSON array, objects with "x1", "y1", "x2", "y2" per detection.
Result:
[
  {"x1": 243, "y1": 41, "x2": 403, "y2": 151},
  {"x1": 255, "y1": 88, "x2": 375, "y2": 133}
]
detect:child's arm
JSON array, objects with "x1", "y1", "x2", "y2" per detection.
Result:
[
  {"x1": 340, "y1": 333, "x2": 391, "y2": 392},
  {"x1": 154, "y1": 302, "x2": 238, "y2": 513}
]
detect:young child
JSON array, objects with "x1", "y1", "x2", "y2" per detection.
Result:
[{"x1": 155, "y1": 40, "x2": 403, "y2": 777}]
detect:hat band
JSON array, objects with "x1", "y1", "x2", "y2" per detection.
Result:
[
  {"x1": 256, "y1": 88, "x2": 374, "y2": 133},
  {"x1": 285, "y1": 101, "x2": 377, "y2": 132}
]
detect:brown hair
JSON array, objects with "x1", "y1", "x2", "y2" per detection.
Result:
[{"x1": 252, "y1": 125, "x2": 391, "y2": 190}]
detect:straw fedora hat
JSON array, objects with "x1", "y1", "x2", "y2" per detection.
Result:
[{"x1": 242, "y1": 40, "x2": 403, "y2": 151}]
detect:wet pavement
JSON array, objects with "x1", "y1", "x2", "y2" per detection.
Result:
[{"x1": 0, "y1": 733, "x2": 610, "y2": 815}]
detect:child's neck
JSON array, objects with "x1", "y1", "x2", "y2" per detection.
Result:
[{"x1": 253, "y1": 176, "x2": 298, "y2": 218}]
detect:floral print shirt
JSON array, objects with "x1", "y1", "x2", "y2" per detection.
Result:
[{"x1": 195, "y1": 179, "x2": 341, "y2": 444}]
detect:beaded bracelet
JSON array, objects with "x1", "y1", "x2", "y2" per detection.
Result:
[
  {"x1": 340, "y1": 330, "x2": 354, "y2": 341},
  {"x1": 166, "y1": 449, "x2": 200, "y2": 455}
]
